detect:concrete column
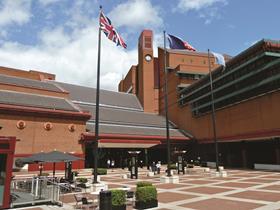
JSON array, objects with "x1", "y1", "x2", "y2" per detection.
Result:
[
  {"x1": 275, "y1": 147, "x2": 280, "y2": 164},
  {"x1": 241, "y1": 142, "x2": 247, "y2": 168},
  {"x1": 145, "y1": 149, "x2": 149, "y2": 170}
]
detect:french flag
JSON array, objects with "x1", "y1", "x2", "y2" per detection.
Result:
[{"x1": 167, "y1": 34, "x2": 196, "y2": 51}]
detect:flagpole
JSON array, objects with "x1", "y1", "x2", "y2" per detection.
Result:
[
  {"x1": 207, "y1": 49, "x2": 219, "y2": 172},
  {"x1": 93, "y1": 5, "x2": 102, "y2": 184},
  {"x1": 163, "y1": 31, "x2": 171, "y2": 177}
]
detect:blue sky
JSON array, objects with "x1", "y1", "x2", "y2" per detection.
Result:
[{"x1": 0, "y1": 0, "x2": 279, "y2": 90}]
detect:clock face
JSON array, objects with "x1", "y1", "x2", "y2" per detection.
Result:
[{"x1": 145, "y1": 54, "x2": 152, "y2": 62}]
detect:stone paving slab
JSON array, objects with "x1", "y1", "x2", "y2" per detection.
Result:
[
  {"x1": 214, "y1": 182, "x2": 259, "y2": 188},
  {"x1": 157, "y1": 183, "x2": 189, "y2": 189},
  {"x1": 241, "y1": 178, "x2": 278, "y2": 183},
  {"x1": 181, "y1": 198, "x2": 264, "y2": 210},
  {"x1": 158, "y1": 192, "x2": 197, "y2": 203},
  {"x1": 259, "y1": 184, "x2": 280, "y2": 191},
  {"x1": 227, "y1": 190, "x2": 280, "y2": 202},
  {"x1": 185, "y1": 180, "x2": 220, "y2": 185},
  {"x1": 180, "y1": 186, "x2": 235, "y2": 194}
]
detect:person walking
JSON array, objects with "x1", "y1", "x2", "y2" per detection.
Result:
[
  {"x1": 107, "y1": 159, "x2": 111, "y2": 169},
  {"x1": 156, "y1": 161, "x2": 161, "y2": 174}
]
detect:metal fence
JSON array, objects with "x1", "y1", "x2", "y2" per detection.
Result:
[{"x1": 10, "y1": 177, "x2": 64, "y2": 208}]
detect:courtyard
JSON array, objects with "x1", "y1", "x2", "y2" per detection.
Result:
[{"x1": 12, "y1": 167, "x2": 280, "y2": 210}]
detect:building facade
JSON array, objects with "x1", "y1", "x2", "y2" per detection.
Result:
[
  {"x1": 0, "y1": 64, "x2": 189, "y2": 171},
  {"x1": 119, "y1": 30, "x2": 280, "y2": 168}
]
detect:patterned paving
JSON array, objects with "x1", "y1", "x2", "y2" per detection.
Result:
[{"x1": 12, "y1": 167, "x2": 280, "y2": 210}]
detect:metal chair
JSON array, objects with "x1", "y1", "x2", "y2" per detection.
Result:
[{"x1": 81, "y1": 197, "x2": 97, "y2": 210}]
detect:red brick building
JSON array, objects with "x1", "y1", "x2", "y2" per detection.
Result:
[
  {"x1": 0, "y1": 63, "x2": 189, "y2": 171},
  {"x1": 119, "y1": 30, "x2": 280, "y2": 168}
]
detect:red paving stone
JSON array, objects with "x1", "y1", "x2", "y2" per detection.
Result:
[
  {"x1": 211, "y1": 177, "x2": 240, "y2": 181},
  {"x1": 181, "y1": 198, "x2": 264, "y2": 210},
  {"x1": 231, "y1": 174, "x2": 259, "y2": 177},
  {"x1": 228, "y1": 190, "x2": 280, "y2": 202},
  {"x1": 260, "y1": 185, "x2": 280, "y2": 191},
  {"x1": 181, "y1": 186, "x2": 234, "y2": 194},
  {"x1": 108, "y1": 183, "x2": 127, "y2": 188},
  {"x1": 157, "y1": 192, "x2": 197, "y2": 203},
  {"x1": 185, "y1": 180, "x2": 219, "y2": 185},
  {"x1": 157, "y1": 183, "x2": 186, "y2": 189},
  {"x1": 261, "y1": 175, "x2": 280, "y2": 179},
  {"x1": 60, "y1": 194, "x2": 76, "y2": 203},
  {"x1": 241, "y1": 178, "x2": 277, "y2": 183},
  {"x1": 214, "y1": 182, "x2": 258, "y2": 188}
]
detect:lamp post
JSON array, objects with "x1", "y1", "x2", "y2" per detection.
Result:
[
  {"x1": 207, "y1": 49, "x2": 219, "y2": 172},
  {"x1": 128, "y1": 151, "x2": 141, "y2": 179},
  {"x1": 163, "y1": 31, "x2": 171, "y2": 177},
  {"x1": 173, "y1": 150, "x2": 186, "y2": 174}
]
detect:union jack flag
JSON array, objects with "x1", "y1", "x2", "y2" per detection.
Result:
[{"x1": 99, "y1": 11, "x2": 127, "y2": 49}]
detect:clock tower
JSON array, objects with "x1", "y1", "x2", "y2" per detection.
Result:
[{"x1": 137, "y1": 30, "x2": 157, "y2": 113}]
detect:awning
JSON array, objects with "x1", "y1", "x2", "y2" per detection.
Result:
[{"x1": 98, "y1": 139, "x2": 161, "y2": 148}]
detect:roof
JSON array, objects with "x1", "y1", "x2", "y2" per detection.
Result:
[
  {"x1": 0, "y1": 90, "x2": 80, "y2": 112},
  {"x1": 51, "y1": 81, "x2": 191, "y2": 139},
  {"x1": 86, "y1": 123, "x2": 186, "y2": 138},
  {"x1": 0, "y1": 73, "x2": 64, "y2": 92},
  {"x1": 50, "y1": 81, "x2": 142, "y2": 110},
  {"x1": 79, "y1": 104, "x2": 167, "y2": 128}
]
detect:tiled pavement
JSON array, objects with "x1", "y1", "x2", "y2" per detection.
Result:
[{"x1": 13, "y1": 168, "x2": 280, "y2": 210}]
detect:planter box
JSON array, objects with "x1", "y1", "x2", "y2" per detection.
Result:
[
  {"x1": 135, "y1": 199, "x2": 158, "y2": 209},
  {"x1": 112, "y1": 205, "x2": 126, "y2": 210}
]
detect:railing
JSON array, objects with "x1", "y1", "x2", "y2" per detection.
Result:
[{"x1": 10, "y1": 176, "x2": 69, "y2": 208}]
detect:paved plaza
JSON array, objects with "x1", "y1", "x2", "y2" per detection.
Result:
[{"x1": 13, "y1": 167, "x2": 280, "y2": 210}]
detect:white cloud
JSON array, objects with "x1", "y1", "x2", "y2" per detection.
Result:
[
  {"x1": 0, "y1": 0, "x2": 32, "y2": 27},
  {"x1": 0, "y1": 0, "x2": 163, "y2": 91},
  {"x1": 174, "y1": 0, "x2": 228, "y2": 24},
  {"x1": 175, "y1": 0, "x2": 227, "y2": 12},
  {"x1": 108, "y1": 0, "x2": 163, "y2": 28},
  {"x1": 38, "y1": 0, "x2": 61, "y2": 6},
  {"x1": 0, "y1": 24, "x2": 137, "y2": 91}
]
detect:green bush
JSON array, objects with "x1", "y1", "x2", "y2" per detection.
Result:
[
  {"x1": 187, "y1": 164, "x2": 194, "y2": 168},
  {"x1": 136, "y1": 181, "x2": 152, "y2": 188},
  {"x1": 136, "y1": 186, "x2": 157, "y2": 202},
  {"x1": 93, "y1": 168, "x2": 107, "y2": 175},
  {"x1": 111, "y1": 189, "x2": 126, "y2": 207},
  {"x1": 98, "y1": 168, "x2": 107, "y2": 175},
  {"x1": 39, "y1": 172, "x2": 49, "y2": 177},
  {"x1": 76, "y1": 177, "x2": 88, "y2": 183},
  {"x1": 194, "y1": 160, "x2": 200, "y2": 166},
  {"x1": 170, "y1": 164, "x2": 177, "y2": 170}
]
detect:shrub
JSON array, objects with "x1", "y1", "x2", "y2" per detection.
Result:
[
  {"x1": 170, "y1": 164, "x2": 177, "y2": 170},
  {"x1": 187, "y1": 164, "x2": 194, "y2": 168},
  {"x1": 111, "y1": 189, "x2": 126, "y2": 207},
  {"x1": 76, "y1": 177, "x2": 88, "y2": 183},
  {"x1": 194, "y1": 160, "x2": 200, "y2": 166},
  {"x1": 136, "y1": 186, "x2": 157, "y2": 202},
  {"x1": 97, "y1": 168, "x2": 107, "y2": 175},
  {"x1": 93, "y1": 168, "x2": 107, "y2": 175},
  {"x1": 136, "y1": 181, "x2": 152, "y2": 188},
  {"x1": 39, "y1": 173, "x2": 49, "y2": 177}
]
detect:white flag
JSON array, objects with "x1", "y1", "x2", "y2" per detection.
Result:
[{"x1": 212, "y1": 52, "x2": 226, "y2": 67}]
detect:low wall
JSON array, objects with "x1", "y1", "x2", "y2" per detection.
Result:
[{"x1": 254, "y1": 163, "x2": 280, "y2": 171}]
